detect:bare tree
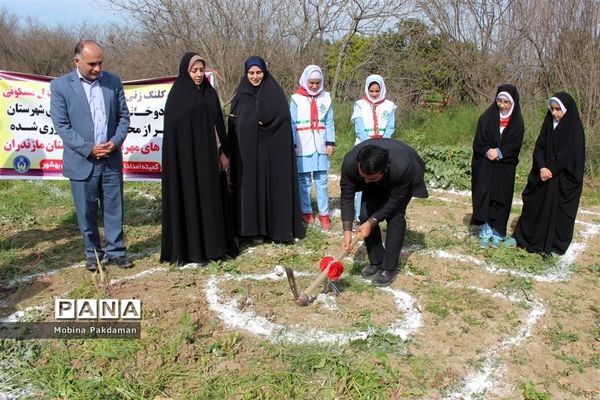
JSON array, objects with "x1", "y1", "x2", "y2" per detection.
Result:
[
  {"x1": 104, "y1": 0, "x2": 409, "y2": 100},
  {"x1": 320, "y1": 0, "x2": 410, "y2": 98},
  {"x1": 499, "y1": 0, "x2": 600, "y2": 178},
  {"x1": 549, "y1": 0, "x2": 600, "y2": 179},
  {"x1": 105, "y1": 0, "x2": 302, "y2": 100},
  {"x1": 416, "y1": 0, "x2": 525, "y2": 103},
  {"x1": 0, "y1": 11, "x2": 78, "y2": 76}
]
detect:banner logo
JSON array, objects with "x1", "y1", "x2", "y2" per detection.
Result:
[{"x1": 12, "y1": 155, "x2": 30, "y2": 173}]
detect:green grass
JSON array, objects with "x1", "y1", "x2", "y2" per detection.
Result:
[
  {"x1": 426, "y1": 302, "x2": 450, "y2": 319},
  {"x1": 423, "y1": 226, "x2": 464, "y2": 249},
  {"x1": 580, "y1": 186, "x2": 600, "y2": 206},
  {"x1": 462, "y1": 314, "x2": 484, "y2": 327},
  {"x1": 337, "y1": 274, "x2": 375, "y2": 295},
  {"x1": 586, "y1": 262, "x2": 600, "y2": 275},
  {"x1": 1, "y1": 103, "x2": 599, "y2": 399},
  {"x1": 66, "y1": 281, "x2": 100, "y2": 299},
  {"x1": 546, "y1": 323, "x2": 579, "y2": 348},
  {"x1": 423, "y1": 286, "x2": 497, "y2": 321},
  {"x1": 0, "y1": 180, "x2": 164, "y2": 283},
  {"x1": 522, "y1": 382, "x2": 552, "y2": 400},
  {"x1": 12, "y1": 331, "x2": 428, "y2": 399},
  {"x1": 398, "y1": 104, "x2": 479, "y2": 147},
  {"x1": 549, "y1": 289, "x2": 584, "y2": 315},
  {"x1": 476, "y1": 245, "x2": 557, "y2": 275},
  {"x1": 555, "y1": 351, "x2": 587, "y2": 373},
  {"x1": 330, "y1": 102, "x2": 355, "y2": 170},
  {"x1": 493, "y1": 276, "x2": 534, "y2": 296},
  {"x1": 0, "y1": 180, "x2": 72, "y2": 228}
]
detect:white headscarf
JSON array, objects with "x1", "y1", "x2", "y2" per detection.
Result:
[
  {"x1": 496, "y1": 91, "x2": 515, "y2": 118},
  {"x1": 298, "y1": 65, "x2": 324, "y2": 96},
  {"x1": 548, "y1": 97, "x2": 567, "y2": 114},
  {"x1": 548, "y1": 96, "x2": 567, "y2": 128},
  {"x1": 364, "y1": 74, "x2": 386, "y2": 103}
]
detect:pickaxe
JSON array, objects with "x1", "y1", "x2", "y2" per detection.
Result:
[{"x1": 295, "y1": 235, "x2": 360, "y2": 306}]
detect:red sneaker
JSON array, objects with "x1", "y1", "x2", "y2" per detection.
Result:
[
  {"x1": 302, "y1": 213, "x2": 315, "y2": 224},
  {"x1": 319, "y1": 215, "x2": 331, "y2": 231}
]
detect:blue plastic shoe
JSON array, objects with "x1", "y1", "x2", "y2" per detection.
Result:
[
  {"x1": 479, "y1": 237, "x2": 490, "y2": 249},
  {"x1": 502, "y1": 237, "x2": 517, "y2": 248},
  {"x1": 490, "y1": 236, "x2": 501, "y2": 249}
]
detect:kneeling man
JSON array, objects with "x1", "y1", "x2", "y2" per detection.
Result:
[{"x1": 341, "y1": 139, "x2": 428, "y2": 286}]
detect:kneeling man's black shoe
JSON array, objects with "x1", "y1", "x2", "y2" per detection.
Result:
[
  {"x1": 371, "y1": 269, "x2": 398, "y2": 287},
  {"x1": 85, "y1": 257, "x2": 106, "y2": 272},
  {"x1": 361, "y1": 264, "x2": 381, "y2": 278},
  {"x1": 108, "y1": 256, "x2": 134, "y2": 269}
]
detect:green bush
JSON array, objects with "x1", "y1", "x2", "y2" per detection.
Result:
[
  {"x1": 420, "y1": 145, "x2": 472, "y2": 190},
  {"x1": 399, "y1": 104, "x2": 479, "y2": 147}
]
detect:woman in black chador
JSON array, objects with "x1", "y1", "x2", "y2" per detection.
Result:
[
  {"x1": 471, "y1": 84, "x2": 525, "y2": 248},
  {"x1": 512, "y1": 92, "x2": 586, "y2": 255},
  {"x1": 161, "y1": 52, "x2": 235, "y2": 264},
  {"x1": 228, "y1": 56, "x2": 305, "y2": 243}
]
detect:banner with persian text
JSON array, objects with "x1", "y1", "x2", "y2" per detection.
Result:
[{"x1": 0, "y1": 71, "x2": 214, "y2": 181}]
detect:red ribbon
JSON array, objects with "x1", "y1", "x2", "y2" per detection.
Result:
[
  {"x1": 319, "y1": 256, "x2": 345, "y2": 281},
  {"x1": 296, "y1": 87, "x2": 319, "y2": 131}
]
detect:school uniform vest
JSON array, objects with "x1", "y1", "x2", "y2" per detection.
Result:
[
  {"x1": 352, "y1": 99, "x2": 396, "y2": 138},
  {"x1": 291, "y1": 92, "x2": 331, "y2": 156}
]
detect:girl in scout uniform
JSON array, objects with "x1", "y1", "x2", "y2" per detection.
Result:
[
  {"x1": 290, "y1": 65, "x2": 335, "y2": 230},
  {"x1": 351, "y1": 74, "x2": 397, "y2": 220}
]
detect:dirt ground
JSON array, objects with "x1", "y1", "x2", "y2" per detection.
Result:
[{"x1": 1, "y1": 184, "x2": 599, "y2": 399}]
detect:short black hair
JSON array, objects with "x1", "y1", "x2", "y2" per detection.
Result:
[
  {"x1": 74, "y1": 39, "x2": 102, "y2": 57},
  {"x1": 357, "y1": 145, "x2": 389, "y2": 175}
]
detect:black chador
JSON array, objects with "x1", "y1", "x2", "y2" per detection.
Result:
[
  {"x1": 228, "y1": 56, "x2": 305, "y2": 242},
  {"x1": 471, "y1": 84, "x2": 525, "y2": 238},
  {"x1": 161, "y1": 52, "x2": 235, "y2": 264},
  {"x1": 513, "y1": 92, "x2": 585, "y2": 255}
]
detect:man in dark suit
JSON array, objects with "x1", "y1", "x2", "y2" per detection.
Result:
[
  {"x1": 341, "y1": 139, "x2": 428, "y2": 286},
  {"x1": 50, "y1": 39, "x2": 133, "y2": 271}
]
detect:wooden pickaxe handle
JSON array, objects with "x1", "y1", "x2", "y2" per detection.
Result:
[
  {"x1": 296, "y1": 235, "x2": 360, "y2": 306},
  {"x1": 285, "y1": 267, "x2": 299, "y2": 300}
]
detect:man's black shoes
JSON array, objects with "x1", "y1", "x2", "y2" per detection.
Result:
[
  {"x1": 371, "y1": 269, "x2": 398, "y2": 287},
  {"x1": 361, "y1": 264, "x2": 381, "y2": 278},
  {"x1": 85, "y1": 257, "x2": 107, "y2": 272},
  {"x1": 108, "y1": 256, "x2": 134, "y2": 269},
  {"x1": 86, "y1": 256, "x2": 133, "y2": 271}
]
